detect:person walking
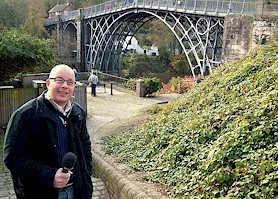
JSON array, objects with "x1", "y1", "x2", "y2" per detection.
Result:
[
  {"x1": 88, "y1": 71, "x2": 98, "y2": 96},
  {"x1": 3, "y1": 64, "x2": 93, "y2": 199},
  {"x1": 73, "y1": 69, "x2": 79, "y2": 81}
]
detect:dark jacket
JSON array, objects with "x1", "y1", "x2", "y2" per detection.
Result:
[{"x1": 3, "y1": 92, "x2": 93, "y2": 199}]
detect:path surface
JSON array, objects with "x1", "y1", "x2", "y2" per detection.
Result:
[
  {"x1": 0, "y1": 85, "x2": 179, "y2": 199},
  {"x1": 86, "y1": 85, "x2": 179, "y2": 143},
  {"x1": 86, "y1": 85, "x2": 179, "y2": 199}
]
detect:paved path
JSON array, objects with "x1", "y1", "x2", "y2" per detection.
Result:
[
  {"x1": 0, "y1": 85, "x2": 179, "y2": 199},
  {"x1": 86, "y1": 85, "x2": 179, "y2": 144},
  {"x1": 86, "y1": 85, "x2": 179, "y2": 199}
]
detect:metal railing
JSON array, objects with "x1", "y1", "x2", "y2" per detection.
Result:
[
  {"x1": 98, "y1": 71, "x2": 129, "y2": 83},
  {"x1": 45, "y1": 0, "x2": 257, "y2": 26}
]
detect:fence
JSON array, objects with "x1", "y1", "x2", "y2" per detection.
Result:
[{"x1": 0, "y1": 86, "x2": 87, "y2": 128}]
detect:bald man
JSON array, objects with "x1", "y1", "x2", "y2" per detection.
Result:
[{"x1": 4, "y1": 64, "x2": 93, "y2": 199}]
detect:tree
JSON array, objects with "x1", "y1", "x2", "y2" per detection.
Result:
[
  {"x1": 0, "y1": 1, "x2": 14, "y2": 30},
  {"x1": 170, "y1": 54, "x2": 192, "y2": 75},
  {"x1": 3, "y1": 0, "x2": 27, "y2": 28},
  {"x1": 128, "y1": 54, "x2": 151, "y2": 77},
  {"x1": 43, "y1": 0, "x2": 58, "y2": 12},
  {"x1": 149, "y1": 20, "x2": 175, "y2": 50},
  {"x1": 24, "y1": 0, "x2": 48, "y2": 38},
  {"x1": 0, "y1": 28, "x2": 57, "y2": 84}
]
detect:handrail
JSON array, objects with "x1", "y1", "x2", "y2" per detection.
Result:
[
  {"x1": 45, "y1": 0, "x2": 257, "y2": 26},
  {"x1": 97, "y1": 71, "x2": 129, "y2": 83}
]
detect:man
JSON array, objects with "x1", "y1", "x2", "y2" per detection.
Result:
[
  {"x1": 3, "y1": 64, "x2": 93, "y2": 199},
  {"x1": 88, "y1": 71, "x2": 98, "y2": 96}
]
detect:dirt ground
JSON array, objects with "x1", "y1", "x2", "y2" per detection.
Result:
[{"x1": 86, "y1": 86, "x2": 178, "y2": 199}]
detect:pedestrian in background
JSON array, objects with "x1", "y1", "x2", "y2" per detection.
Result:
[
  {"x1": 88, "y1": 71, "x2": 98, "y2": 96},
  {"x1": 3, "y1": 64, "x2": 93, "y2": 199},
  {"x1": 73, "y1": 69, "x2": 79, "y2": 81}
]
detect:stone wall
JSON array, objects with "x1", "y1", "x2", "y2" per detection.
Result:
[
  {"x1": 221, "y1": 0, "x2": 278, "y2": 64},
  {"x1": 253, "y1": 0, "x2": 278, "y2": 48},
  {"x1": 221, "y1": 15, "x2": 254, "y2": 64},
  {"x1": 256, "y1": 0, "x2": 278, "y2": 17},
  {"x1": 252, "y1": 18, "x2": 277, "y2": 48},
  {"x1": 92, "y1": 153, "x2": 152, "y2": 199}
]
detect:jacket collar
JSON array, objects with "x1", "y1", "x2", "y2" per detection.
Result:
[
  {"x1": 36, "y1": 90, "x2": 80, "y2": 119},
  {"x1": 45, "y1": 90, "x2": 73, "y2": 117}
]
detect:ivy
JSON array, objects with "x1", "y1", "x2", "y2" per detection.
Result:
[{"x1": 104, "y1": 41, "x2": 278, "y2": 198}]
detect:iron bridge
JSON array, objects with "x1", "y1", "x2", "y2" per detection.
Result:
[{"x1": 44, "y1": 0, "x2": 257, "y2": 77}]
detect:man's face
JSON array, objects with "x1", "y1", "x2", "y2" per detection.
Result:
[{"x1": 46, "y1": 68, "x2": 75, "y2": 109}]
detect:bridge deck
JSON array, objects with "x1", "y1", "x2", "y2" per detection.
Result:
[{"x1": 45, "y1": 0, "x2": 257, "y2": 26}]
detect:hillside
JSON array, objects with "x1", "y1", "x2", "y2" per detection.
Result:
[{"x1": 105, "y1": 41, "x2": 278, "y2": 198}]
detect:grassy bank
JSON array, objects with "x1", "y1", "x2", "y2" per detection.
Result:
[{"x1": 105, "y1": 41, "x2": 278, "y2": 198}]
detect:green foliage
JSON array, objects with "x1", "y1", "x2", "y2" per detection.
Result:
[
  {"x1": 158, "y1": 47, "x2": 171, "y2": 67},
  {"x1": 161, "y1": 76, "x2": 183, "y2": 94},
  {"x1": 122, "y1": 54, "x2": 167, "y2": 78},
  {"x1": 0, "y1": 1, "x2": 15, "y2": 30},
  {"x1": 170, "y1": 54, "x2": 191, "y2": 74},
  {"x1": 147, "y1": 104, "x2": 164, "y2": 115},
  {"x1": 122, "y1": 78, "x2": 137, "y2": 91},
  {"x1": 104, "y1": 41, "x2": 278, "y2": 198},
  {"x1": 0, "y1": 0, "x2": 106, "y2": 36},
  {"x1": 23, "y1": 0, "x2": 48, "y2": 38},
  {"x1": 0, "y1": 0, "x2": 27, "y2": 30},
  {"x1": 122, "y1": 77, "x2": 161, "y2": 96},
  {"x1": 142, "y1": 77, "x2": 161, "y2": 96},
  {"x1": 128, "y1": 54, "x2": 150, "y2": 77},
  {"x1": 0, "y1": 28, "x2": 57, "y2": 82}
]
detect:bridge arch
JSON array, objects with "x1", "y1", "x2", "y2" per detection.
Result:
[
  {"x1": 87, "y1": 11, "x2": 154, "y2": 73},
  {"x1": 85, "y1": 8, "x2": 224, "y2": 77},
  {"x1": 63, "y1": 23, "x2": 77, "y2": 58}
]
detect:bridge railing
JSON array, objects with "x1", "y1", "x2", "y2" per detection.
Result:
[
  {"x1": 45, "y1": 0, "x2": 257, "y2": 26},
  {"x1": 45, "y1": 16, "x2": 58, "y2": 26},
  {"x1": 61, "y1": 10, "x2": 78, "y2": 21},
  {"x1": 82, "y1": 0, "x2": 257, "y2": 17},
  {"x1": 44, "y1": 10, "x2": 79, "y2": 26}
]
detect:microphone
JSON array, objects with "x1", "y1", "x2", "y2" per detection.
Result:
[{"x1": 61, "y1": 152, "x2": 77, "y2": 173}]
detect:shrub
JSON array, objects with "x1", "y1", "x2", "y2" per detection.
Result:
[
  {"x1": 0, "y1": 28, "x2": 57, "y2": 82},
  {"x1": 122, "y1": 78, "x2": 137, "y2": 91},
  {"x1": 160, "y1": 75, "x2": 203, "y2": 94},
  {"x1": 142, "y1": 77, "x2": 161, "y2": 96}
]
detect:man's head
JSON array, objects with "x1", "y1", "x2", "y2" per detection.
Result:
[{"x1": 46, "y1": 64, "x2": 75, "y2": 109}]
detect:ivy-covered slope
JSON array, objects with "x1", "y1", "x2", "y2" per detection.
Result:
[{"x1": 105, "y1": 41, "x2": 278, "y2": 198}]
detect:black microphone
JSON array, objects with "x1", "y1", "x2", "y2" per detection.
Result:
[{"x1": 61, "y1": 152, "x2": 77, "y2": 173}]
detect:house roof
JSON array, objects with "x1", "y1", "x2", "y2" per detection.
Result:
[{"x1": 48, "y1": 3, "x2": 74, "y2": 13}]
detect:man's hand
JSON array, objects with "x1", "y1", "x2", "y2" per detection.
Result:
[{"x1": 53, "y1": 168, "x2": 72, "y2": 189}]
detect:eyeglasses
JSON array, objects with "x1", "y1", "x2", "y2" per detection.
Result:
[{"x1": 49, "y1": 77, "x2": 76, "y2": 86}]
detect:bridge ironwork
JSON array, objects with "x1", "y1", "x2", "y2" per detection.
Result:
[{"x1": 44, "y1": 0, "x2": 257, "y2": 77}]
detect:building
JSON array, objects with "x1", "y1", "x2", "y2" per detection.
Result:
[
  {"x1": 48, "y1": 2, "x2": 75, "y2": 18},
  {"x1": 123, "y1": 36, "x2": 159, "y2": 56}
]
